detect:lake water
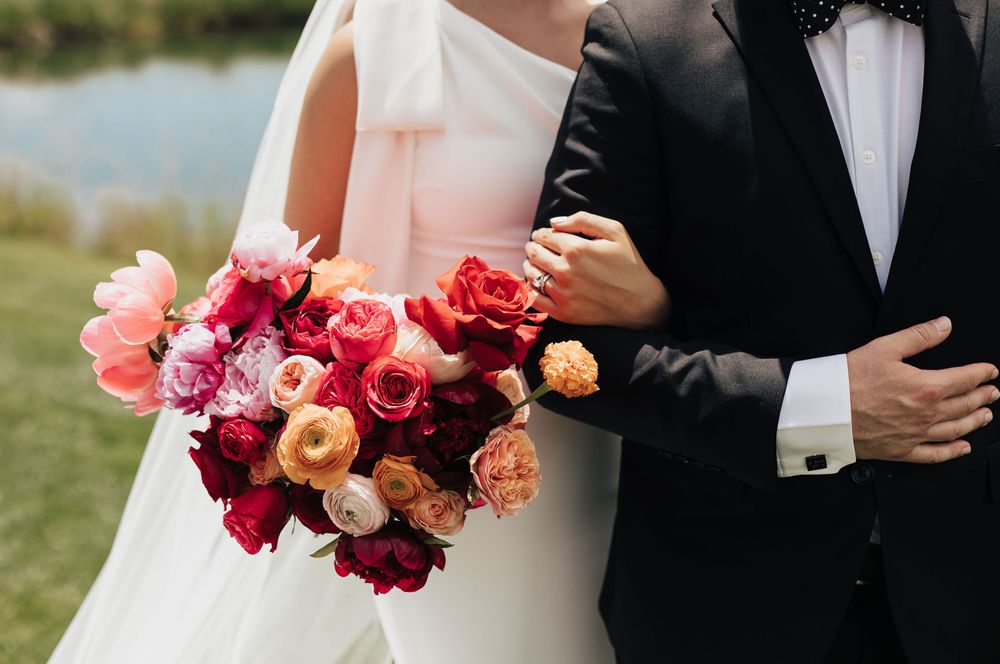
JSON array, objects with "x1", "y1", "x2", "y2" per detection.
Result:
[{"x1": 0, "y1": 32, "x2": 300, "y2": 229}]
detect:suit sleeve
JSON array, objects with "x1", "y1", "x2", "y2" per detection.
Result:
[{"x1": 525, "y1": 3, "x2": 793, "y2": 493}]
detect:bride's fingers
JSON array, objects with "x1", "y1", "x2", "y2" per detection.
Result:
[
  {"x1": 523, "y1": 260, "x2": 564, "y2": 305},
  {"x1": 531, "y1": 291, "x2": 558, "y2": 314},
  {"x1": 525, "y1": 240, "x2": 565, "y2": 276}
]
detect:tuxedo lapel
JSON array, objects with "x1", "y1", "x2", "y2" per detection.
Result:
[
  {"x1": 713, "y1": 0, "x2": 882, "y2": 304},
  {"x1": 879, "y1": 0, "x2": 988, "y2": 317}
]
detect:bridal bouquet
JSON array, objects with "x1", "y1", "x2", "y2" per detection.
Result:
[{"x1": 80, "y1": 221, "x2": 599, "y2": 593}]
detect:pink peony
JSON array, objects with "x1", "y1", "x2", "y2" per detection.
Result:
[
  {"x1": 155, "y1": 323, "x2": 229, "y2": 415},
  {"x1": 93, "y1": 250, "x2": 177, "y2": 345},
  {"x1": 207, "y1": 327, "x2": 287, "y2": 422},
  {"x1": 80, "y1": 315, "x2": 162, "y2": 415},
  {"x1": 470, "y1": 425, "x2": 541, "y2": 518},
  {"x1": 230, "y1": 220, "x2": 318, "y2": 283}
]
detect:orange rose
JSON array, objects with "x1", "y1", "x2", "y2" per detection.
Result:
[
  {"x1": 276, "y1": 404, "x2": 360, "y2": 490},
  {"x1": 470, "y1": 425, "x2": 541, "y2": 518},
  {"x1": 405, "y1": 490, "x2": 466, "y2": 536},
  {"x1": 309, "y1": 256, "x2": 375, "y2": 300},
  {"x1": 249, "y1": 449, "x2": 285, "y2": 486},
  {"x1": 372, "y1": 454, "x2": 438, "y2": 510}
]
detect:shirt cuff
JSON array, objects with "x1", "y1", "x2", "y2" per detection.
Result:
[{"x1": 776, "y1": 354, "x2": 856, "y2": 477}]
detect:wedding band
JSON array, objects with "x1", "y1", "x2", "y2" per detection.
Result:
[{"x1": 532, "y1": 271, "x2": 553, "y2": 295}]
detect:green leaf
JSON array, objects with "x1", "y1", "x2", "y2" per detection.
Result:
[
  {"x1": 310, "y1": 537, "x2": 340, "y2": 558},
  {"x1": 423, "y1": 536, "x2": 454, "y2": 549},
  {"x1": 280, "y1": 270, "x2": 313, "y2": 314}
]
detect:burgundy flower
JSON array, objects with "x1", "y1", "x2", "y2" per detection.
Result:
[
  {"x1": 289, "y1": 483, "x2": 341, "y2": 535},
  {"x1": 189, "y1": 423, "x2": 250, "y2": 504},
  {"x1": 217, "y1": 418, "x2": 269, "y2": 465},
  {"x1": 223, "y1": 484, "x2": 290, "y2": 554},
  {"x1": 334, "y1": 522, "x2": 446, "y2": 594},
  {"x1": 315, "y1": 362, "x2": 380, "y2": 438},
  {"x1": 279, "y1": 297, "x2": 342, "y2": 363}
]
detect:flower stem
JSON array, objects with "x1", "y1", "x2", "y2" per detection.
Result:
[
  {"x1": 491, "y1": 383, "x2": 552, "y2": 422},
  {"x1": 164, "y1": 314, "x2": 201, "y2": 324}
]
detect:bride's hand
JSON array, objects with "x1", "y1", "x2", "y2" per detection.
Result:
[{"x1": 523, "y1": 212, "x2": 671, "y2": 330}]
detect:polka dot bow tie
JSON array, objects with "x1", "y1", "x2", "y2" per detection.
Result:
[{"x1": 790, "y1": 0, "x2": 926, "y2": 38}]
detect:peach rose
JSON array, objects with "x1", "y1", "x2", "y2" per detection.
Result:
[
  {"x1": 269, "y1": 355, "x2": 326, "y2": 414},
  {"x1": 372, "y1": 454, "x2": 438, "y2": 510},
  {"x1": 309, "y1": 256, "x2": 376, "y2": 300},
  {"x1": 539, "y1": 340, "x2": 599, "y2": 398},
  {"x1": 276, "y1": 404, "x2": 360, "y2": 490},
  {"x1": 405, "y1": 490, "x2": 466, "y2": 536},
  {"x1": 249, "y1": 449, "x2": 285, "y2": 486},
  {"x1": 470, "y1": 425, "x2": 541, "y2": 518},
  {"x1": 488, "y1": 368, "x2": 529, "y2": 427}
]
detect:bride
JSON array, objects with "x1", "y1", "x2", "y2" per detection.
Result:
[{"x1": 52, "y1": 0, "x2": 669, "y2": 662}]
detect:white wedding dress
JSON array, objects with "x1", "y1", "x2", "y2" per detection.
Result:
[
  {"x1": 342, "y1": 2, "x2": 619, "y2": 663},
  {"x1": 50, "y1": 1, "x2": 619, "y2": 662}
]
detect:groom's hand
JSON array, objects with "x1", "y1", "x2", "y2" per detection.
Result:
[{"x1": 848, "y1": 317, "x2": 999, "y2": 464}]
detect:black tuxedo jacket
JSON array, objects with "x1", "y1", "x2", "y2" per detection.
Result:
[{"x1": 525, "y1": 1, "x2": 1000, "y2": 662}]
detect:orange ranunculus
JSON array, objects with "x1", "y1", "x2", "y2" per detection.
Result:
[
  {"x1": 276, "y1": 404, "x2": 360, "y2": 490},
  {"x1": 309, "y1": 256, "x2": 376, "y2": 300},
  {"x1": 372, "y1": 454, "x2": 438, "y2": 510}
]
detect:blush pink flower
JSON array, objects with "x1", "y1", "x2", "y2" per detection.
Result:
[
  {"x1": 394, "y1": 322, "x2": 475, "y2": 385},
  {"x1": 81, "y1": 315, "x2": 162, "y2": 415},
  {"x1": 470, "y1": 425, "x2": 541, "y2": 518},
  {"x1": 229, "y1": 220, "x2": 319, "y2": 283},
  {"x1": 155, "y1": 323, "x2": 229, "y2": 415},
  {"x1": 269, "y1": 355, "x2": 326, "y2": 414},
  {"x1": 207, "y1": 326, "x2": 287, "y2": 422},
  {"x1": 323, "y1": 474, "x2": 391, "y2": 536},
  {"x1": 93, "y1": 250, "x2": 177, "y2": 345}
]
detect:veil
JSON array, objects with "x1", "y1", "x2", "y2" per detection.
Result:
[{"x1": 49, "y1": 2, "x2": 391, "y2": 662}]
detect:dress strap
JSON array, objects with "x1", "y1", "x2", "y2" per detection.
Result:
[{"x1": 352, "y1": 0, "x2": 446, "y2": 131}]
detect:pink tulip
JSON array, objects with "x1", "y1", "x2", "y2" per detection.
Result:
[
  {"x1": 81, "y1": 315, "x2": 163, "y2": 415},
  {"x1": 94, "y1": 250, "x2": 177, "y2": 345}
]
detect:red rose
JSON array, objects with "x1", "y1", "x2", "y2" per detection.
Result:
[
  {"x1": 289, "y1": 483, "x2": 341, "y2": 535},
  {"x1": 279, "y1": 297, "x2": 342, "y2": 363},
  {"x1": 315, "y1": 363, "x2": 380, "y2": 438},
  {"x1": 217, "y1": 419, "x2": 268, "y2": 465},
  {"x1": 362, "y1": 356, "x2": 431, "y2": 422},
  {"x1": 404, "y1": 257, "x2": 545, "y2": 371},
  {"x1": 223, "y1": 484, "x2": 290, "y2": 554},
  {"x1": 204, "y1": 267, "x2": 276, "y2": 341},
  {"x1": 334, "y1": 522, "x2": 446, "y2": 594},
  {"x1": 327, "y1": 299, "x2": 398, "y2": 364},
  {"x1": 189, "y1": 424, "x2": 250, "y2": 504}
]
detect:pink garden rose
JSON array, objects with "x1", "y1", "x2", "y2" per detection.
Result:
[
  {"x1": 93, "y1": 250, "x2": 176, "y2": 345},
  {"x1": 230, "y1": 220, "x2": 318, "y2": 283},
  {"x1": 361, "y1": 356, "x2": 431, "y2": 422},
  {"x1": 155, "y1": 323, "x2": 229, "y2": 415},
  {"x1": 323, "y1": 474, "x2": 391, "y2": 536},
  {"x1": 328, "y1": 299, "x2": 398, "y2": 364},
  {"x1": 80, "y1": 315, "x2": 162, "y2": 415},
  {"x1": 470, "y1": 425, "x2": 541, "y2": 518},
  {"x1": 269, "y1": 355, "x2": 326, "y2": 414},
  {"x1": 207, "y1": 326, "x2": 287, "y2": 422}
]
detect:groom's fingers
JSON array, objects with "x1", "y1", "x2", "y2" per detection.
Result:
[
  {"x1": 898, "y1": 440, "x2": 973, "y2": 464},
  {"x1": 550, "y1": 211, "x2": 623, "y2": 240}
]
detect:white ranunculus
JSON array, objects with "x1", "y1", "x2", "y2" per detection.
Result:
[{"x1": 323, "y1": 474, "x2": 391, "y2": 536}]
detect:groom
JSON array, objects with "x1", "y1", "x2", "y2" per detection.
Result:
[{"x1": 527, "y1": 0, "x2": 1000, "y2": 662}]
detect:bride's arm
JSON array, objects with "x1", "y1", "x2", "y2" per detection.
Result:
[
  {"x1": 522, "y1": 211, "x2": 671, "y2": 330},
  {"x1": 285, "y1": 22, "x2": 357, "y2": 260}
]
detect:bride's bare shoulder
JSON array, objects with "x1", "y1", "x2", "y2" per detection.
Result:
[{"x1": 304, "y1": 20, "x2": 357, "y2": 113}]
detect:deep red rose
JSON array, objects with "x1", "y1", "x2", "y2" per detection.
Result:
[
  {"x1": 404, "y1": 256, "x2": 545, "y2": 371},
  {"x1": 189, "y1": 423, "x2": 250, "y2": 504},
  {"x1": 315, "y1": 362, "x2": 380, "y2": 439},
  {"x1": 217, "y1": 419, "x2": 268, "y2": 465},
  {"x1": 223, "y1": 484, "x2": 290, "y2": 554},
  {"x1": 362, "y1": 356, "x2": 431, "y2": 422},
  {"x1": 328, "y1": 299, "x2": 398, "y2": 364},
  {"x1": 289, "y1": 483, "x2": 341, "y2": 535},
  {"x1": 279, "y1": 297, "x2": 342, "y2": 363},
  {"x1": 334, "y1": 522, "x2": 446, "y2": 594}
]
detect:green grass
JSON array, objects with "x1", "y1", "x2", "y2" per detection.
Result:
[
  {"x1": 0, "y1": 0, "x2": 315, "y2": 48},
  {"x1": 0, "y1": 237, "x2": 204, "y2": 663}
]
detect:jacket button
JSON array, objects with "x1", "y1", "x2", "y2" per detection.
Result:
[{"x1": 851, "y1": 462, "x2": 875, "y2": 486}]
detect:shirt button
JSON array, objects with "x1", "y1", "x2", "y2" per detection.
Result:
[
  {"x1": 872, "y1": 250, "x2": 884, "y2": 266},
  {"x1": 862, "y1": 150, "x2": 877, "y2": 165},
  {"x1": 853, "y1": 55, "x2": 868, "y2": 70},
  {"x1": 851, "y1": 462, "x2": 875, "y2": 486}
]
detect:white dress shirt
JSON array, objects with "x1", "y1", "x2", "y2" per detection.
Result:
[{"x1": 776, "y1": 4, "x2": 925, "y2": 477}]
